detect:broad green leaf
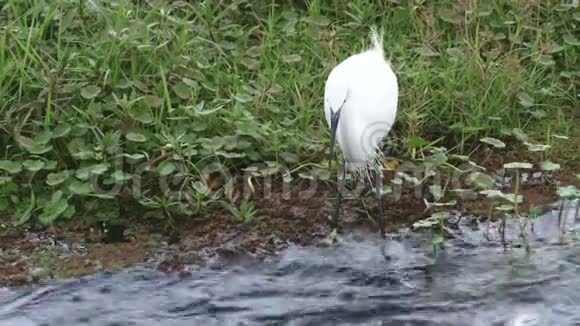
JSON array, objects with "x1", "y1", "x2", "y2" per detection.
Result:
[
  {"x1": 51, "y1": 190, "x2": 63, "y2": 201},
  {"x1": 554, "y1": 4, "x2": 574, "y2": 12},
  {"x1": 241, "y1": 57, "x2": 259, "y2": 70},
  {"x1": 123, "y1": 153, "x2": 146, "y2": 161},
  {"x1": 517, "y1": 92, "x2": 534, "y2": 107},
  {"x1": 0, "y1": 160, "x2": 22, "y2": 174},
  {"x1": 69, "y1": 181, "x2": 91, "y2": 195},
  {"x1": 157, "y1": 161, "x2": 176, "y2": 176},
  {"x1": 313, "y1": 168, "x2": 331, "y2": 181},
  {"x1": 15, "y1": 135, "x2": 35, "y2": 149},
  {"x1": 558, "y1": 185, "x2": 579, "y2": 199},
  {"x1": 379, "y1": 185, "x2": 392, "y2": 195},
  {"x1": 548, "y1": 45, "x2": 565, "y2": 54},
  {"x1": 429, "y1": 185, "x2": 443, "y2": 200},
  {"x1": 431, "y1": 212, "x2": 449, "y2": 222},
  {"x1": 405, "y1": 135, "x2": 429, "y2": 149},
  {"x1": 76, "y1": 163, "x2": 109, "y2": 180},
  {"x1": 14, "y1": 190, "x2": 35, "y2": 226},
  {"x1": 537, "y1": 55, "x2": 555, "y2": 66},
  {"x1": 88, "y1": 192, "x2": 116, "y2": 200},
  {"x1": 182, "y1": 147, "x2": 198, "y2": 157},
  {"x1": 191, "y1": 101, "x2": 222, "y2": 116},
  {"x1": 502, "y1": 193, "x2": 524, "y2": 204},
  {"x1": 495, "y1": 204, "x2": 514, "y2": 212},
  {"x1": 204, "y1": 137, "x2": 225, "y2": 150},
  {"x1": 38, "y1": 198, "x2": 69, "y2": 224},
  {"x1": 0, "y1": 176, "x2": 12, "y2": 185},
  {"x1": 396, "y1": 172, "x2": 421, "y2": 185},
  {"x1": 0, "y1": 198, "x2": 9, "y2": 211},
  {"x1": 303, "y1": 15, "x2": 330, "y2": 26},
  {"x1": 46, "y1": 171, "x2": 70, "y2": 186},
  {"x1": 298, "y1": 172, "x2": 315, "y2": 180},
  {"x1": 563, "y1": 34, "x2": 580, "y2": 46},
  {"x1": 130, "y1": 107, "x2": 153, "y2": 124},
  {"x1": 75, "y1": 167, "x2": 91, "y2": 180},
  {"x1": 282, "y1": 54, "x2": 302, "y2": 63},
  {"x1": 438, "y1": 8, "x2": 461, "y2": 24},
  {"x1": 449, "y1": 154, "x2": 470, "y2": 162},
  {"x1": 0, "y1": 180, "x2": 17, "y2": 194},
  {"x1": 192, "y1": 181, "x2": 210, "y2": 195},
  {"x1": 233, "y1": 93, "x2": 253, "y2": 103},
  {"x1": 172, "y1": 82, "x2": 191, "y2": 99},
  {"x1": 126, "y1": 132, "x2": 147, "y2": 142},
  {"x1": 413, "y1": 212, "x2": 448, "y2": 229},
  {"x1": 71, "y1": 149, "x2": 95, "y2": 160},
  {"x1": 432, "y1": 232, "x2": 444, "y2": 246},
  {"x1": 68, "y1": 138, "x2": 93, "y2": 160},
  {"x1": 512, "y1": 128, "x2": 528, "y2": 142},
  {"x1": 81, "y1": 85, "x2": 101, "y2": 99},
  {"x1": 43, "y1": 160, "x2": 58, "y2": 171},
  {"x1": 468, "y1": 172, "x2": 495, "y2": 189},
  {"x1": 245, "y1": 46, "x2": 261, "y2": 57},
  {"x1": 143, "y1": 95, "x2": 163, "y2": 108},
  {"x1": 480, "y1": 189, "x2": 506, "y2": 200},
  {"x1": 424, "y1": 152, "x2": 448, "y2": 169},
  {"x1": 446, "y1": 47, "x2": 464, "y2": 59},
  {"x1": 480, "y1": 137, "x2": 505, "y2": 149},
  {"x1": 53, "y1": 124, "x2": 72, "y2": 138},
  {"x1": 414, "y1": 46, "x2": 439, "y2": 57},
  {"x1": 70, "y1": 124, "x2": 89, "y2": 137},
  {"x1": 528, "y1": 109, "x2": 547, "y2": 119},
  {"x1": 34, "y1": 130, "x2": 53, "y2": 144},
  {"x1": 528, "y1": 205, "x2": 542, "y2": 217},
  {"x1": 524, "y1": 142, "x2": 550, "y2": 152},
  {"x1": 413, "y1": 217, "x2": 439, "y2": 229},
  {"x1": 503, "y1": 162, "x2": 533, "y2": 169},
  {"x1": 62, "y1": 204, "x2": 76, "y2": 219},
  {"x1": 23, "y1": 160, "x2": 45, "y2": 172},
  {"x1": 27, "y1": 143, "x2": 53, "y2": 155},
  {"x1": 90, "y1": 163, "x2": 109, "y2": 175},
  {"x1": 111, "y1": 170, "x2": 132, "y2": 182},
  {"x1": 266, "y1": 84, "x2": 283, "y2": 94},
  {"x1": 215, "y1": 151, "x2": 245, "y2": 159},
  {"x1": 540, "y1": 161, "x2": 560, "y2": 172}
]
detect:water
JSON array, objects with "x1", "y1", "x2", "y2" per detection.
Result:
[{"x1": 1, "y1": 203, "x2": 579, "y2": 326}]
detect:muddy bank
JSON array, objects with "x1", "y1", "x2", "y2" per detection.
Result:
[{"x1": 1, "y1": 153, "x2": 577, "y2": 287}]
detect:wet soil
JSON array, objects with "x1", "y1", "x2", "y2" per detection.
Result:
[{"x1": 0, "y1": 149, "x2": 578, "y2": 287}]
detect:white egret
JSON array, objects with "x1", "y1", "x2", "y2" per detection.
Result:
[{"x1": 324, "y1": 27, "x2": 398, "y2": 239}]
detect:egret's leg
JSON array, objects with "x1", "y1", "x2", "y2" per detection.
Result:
[
  {"x1": 374, "y1": 168, "x2": 385, "y2": 238},
  {"x1": 332, "y1": 158, "x2": 347, "y2": 235}
]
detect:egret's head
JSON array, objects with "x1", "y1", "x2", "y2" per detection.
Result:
[{"x1": 324, "y1": 67, "x2": 350, "y2": 165}]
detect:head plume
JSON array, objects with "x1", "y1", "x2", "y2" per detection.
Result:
[{"x1": 368, "y1": 26, "x2": 384, "y2": 54}]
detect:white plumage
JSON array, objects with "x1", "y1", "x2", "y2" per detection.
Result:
[
  {"x1": 324, "y1": 28, "x2": 398, "y2": 180},
  {"x1": 324, "y1": 27, "x2": 399, "y2": 238}
]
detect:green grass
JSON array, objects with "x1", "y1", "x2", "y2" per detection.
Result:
[{"x1": 0, "y1": 0, "x2": 578, "y2": 226}]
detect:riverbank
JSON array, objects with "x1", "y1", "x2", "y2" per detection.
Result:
[
  {"x1": 2, "y1": 148, "x2": 578, "y2": 287},
  {"x1": 1, "y1": 1, "x2": 578, "y2": 287}
]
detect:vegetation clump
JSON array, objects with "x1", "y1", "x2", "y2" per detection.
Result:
[{"x1": 0, "y1": 1, "x2": 577, "y2": 230}]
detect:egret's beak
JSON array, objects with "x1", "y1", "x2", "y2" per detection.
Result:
[{"x1": 328, "y1": 109, "x2": 341, "y2": 164}]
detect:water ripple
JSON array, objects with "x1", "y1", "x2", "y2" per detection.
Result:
[{"x1": 2, "y1": 211, "x2": 580, "y2": 325}]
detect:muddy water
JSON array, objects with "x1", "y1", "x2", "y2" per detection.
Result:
[{"x1": 1, "y1": 201, "x2": 579, "y2": 326}]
